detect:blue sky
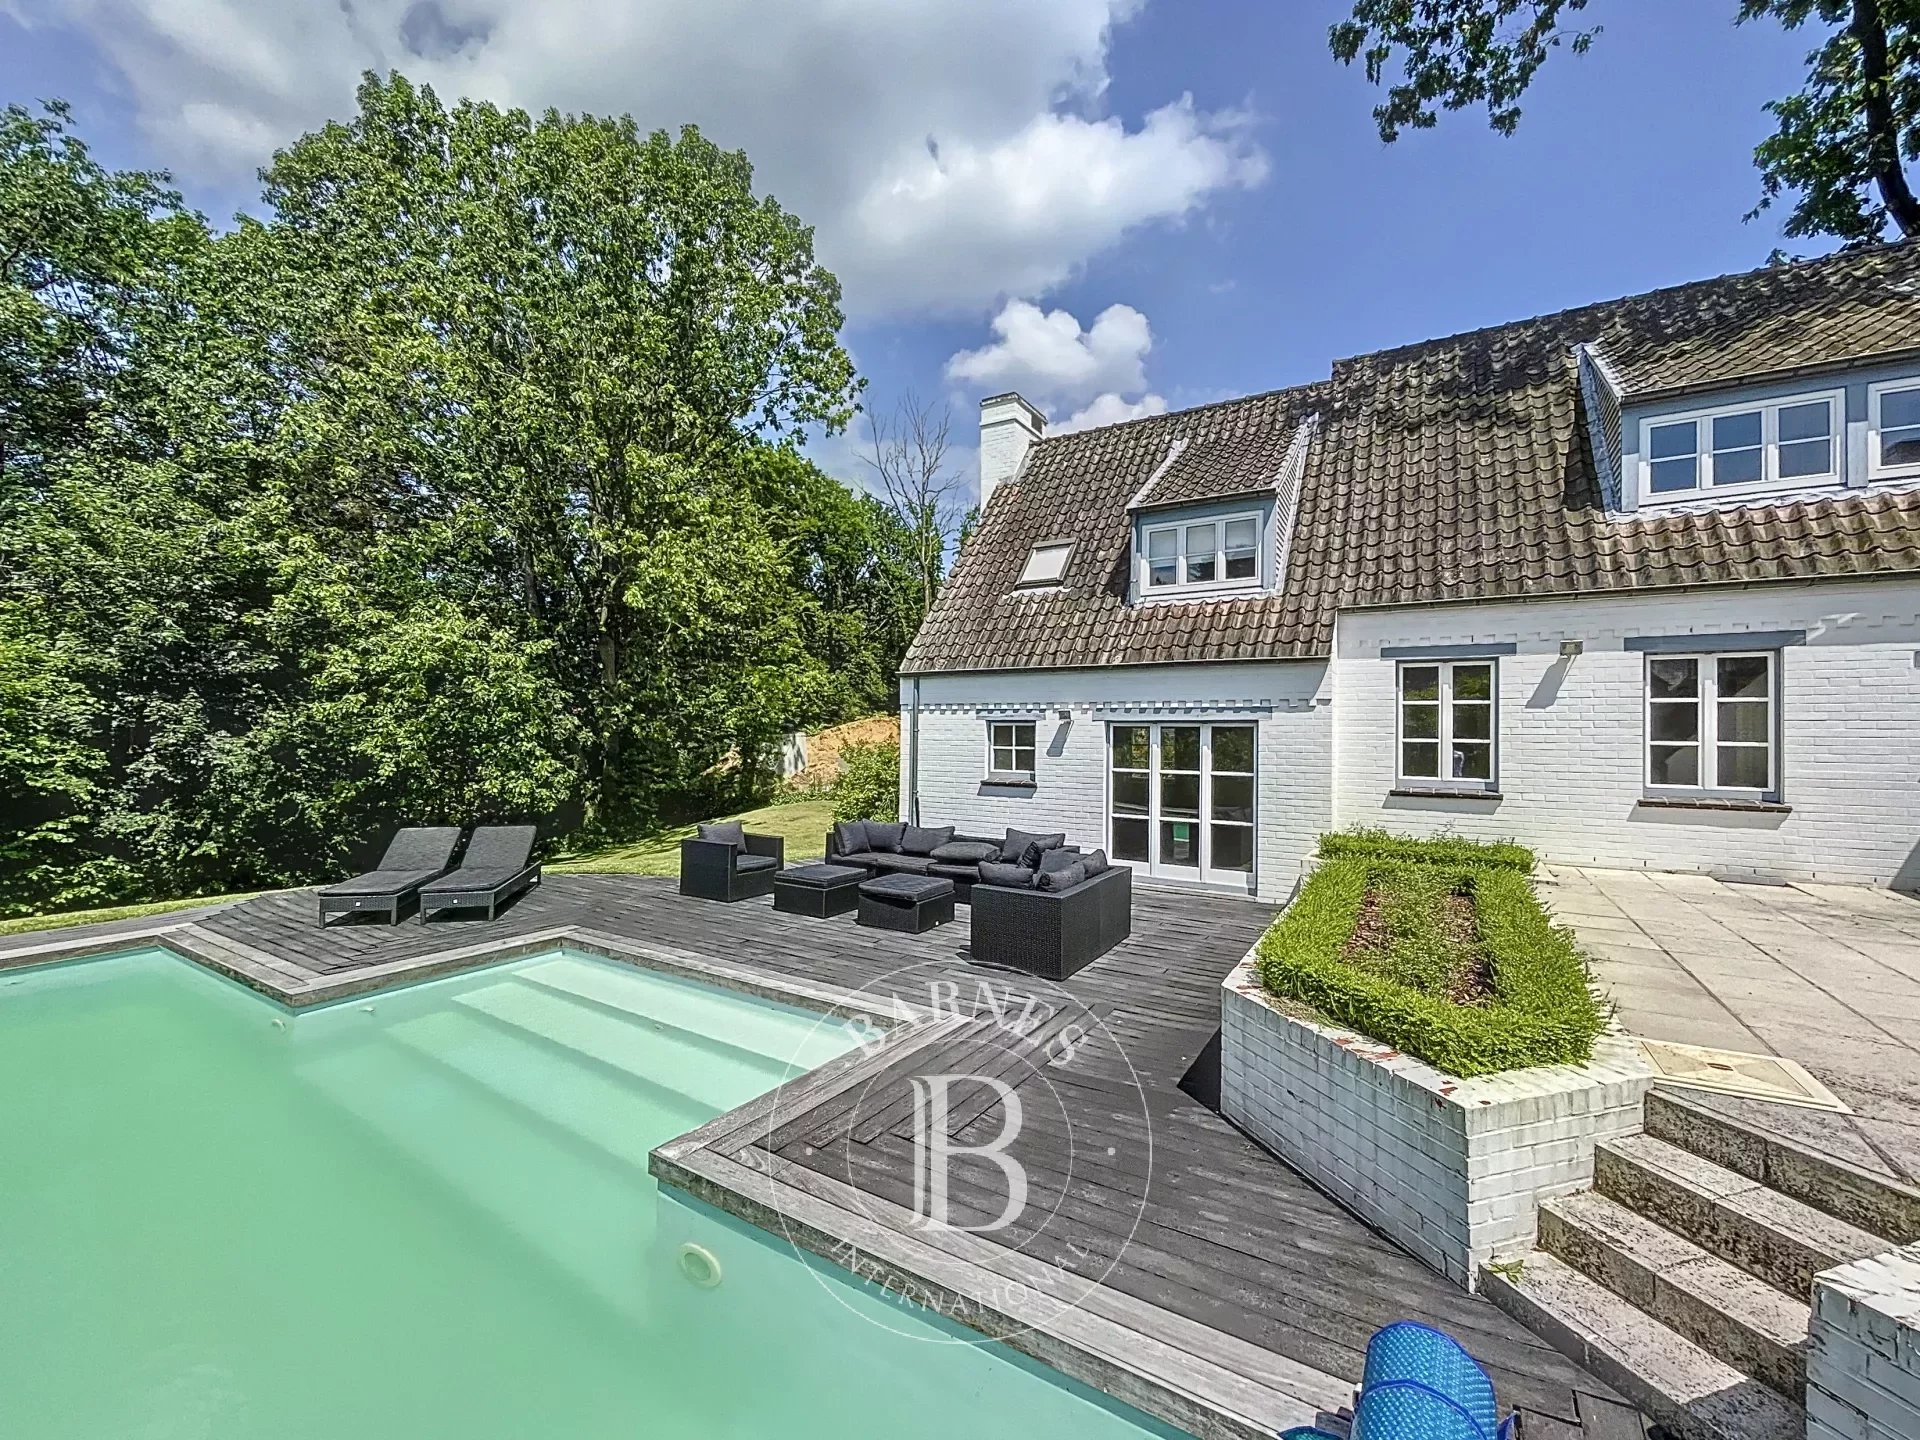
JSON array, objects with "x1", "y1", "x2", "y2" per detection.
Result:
[{"x1": 3, "y1": 0, "x2": 1829, "y2": 488}]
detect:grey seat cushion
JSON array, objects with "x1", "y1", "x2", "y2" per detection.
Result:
[
  {"x1": 1035, "y1": 860, "x2": 1089, "y2": 892},
  {"x1": 777, "y1": 863, "x2": 866, "y2": 888},
  {"x1": 1036, "y1": 847, "x2": 1081, "y2": 878},
  {"x1": 927, "y1": 863, "x2": 980, "y2": 883},
  {"x1": 421, "y1": 866, "x2": 530, "y2": 894},
  {"x1": 859, "y1": 873, "x2": 954, "y2": 901},
  {"x1": 930, "y1": 840, "x2": 1000, "y2": 864},
  {"x1": 863, "y1": 820, "x2": 907, "y2": 853},
  {"x1": 1000, "y1": 828, "x2": 1066, "y2": 862},
  {"x1": 320, "y1": 867, "x2": 445, "y2": 897},
  {"x1": 734, "y1": 853, "x2": 779, "y2": 874},
  {"x1": 976, "y1": 861, "x2": 1035, "y2": 889},
  {"x1": 899, "y1": 824, "x2": 955, "y2": 856},
  {"x1": 697, "y1": 821, "x2": 747, "y2": 848},
  {"x1": 865, "y1": 853, "x2": 934, "y2": 875}
]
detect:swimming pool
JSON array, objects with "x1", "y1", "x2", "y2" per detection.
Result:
[{"x1": 0, "y1": 947, "x2": 1182, "y2": 1438}]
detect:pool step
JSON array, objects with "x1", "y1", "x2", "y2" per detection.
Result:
[
  {"x1": 521, "y1": 955, "x2": 850, "y2": 1074},
  {"x1": 299, "y1": 1042, "x2": 655, "y2": 1320},
  {"x1": 1594, "y1": 1133, "x2": 1889, "y2": 1298},
  {"x1": 1537, "y1": 1191, "x2": 1809, "y2": 1399},
  {"x1": 455, "y1": 977, "x2": 795, "y2": 1116},
  {"x1": 1482, "y1": 1250, "x2": 1805, "y2": 1440},
  {"x1": 387, "y1": 1008, "x2": 712, "y2": 1170}
]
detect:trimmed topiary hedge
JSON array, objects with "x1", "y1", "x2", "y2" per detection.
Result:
[
  {"x1": 1256, "y1": 840, "x2": 1604, "y2": 1077},
  {"x1": 1317, "y1": 826, "x2": 1534, "y2": 873}
]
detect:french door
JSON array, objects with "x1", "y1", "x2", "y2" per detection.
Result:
[{"x1": 1108, "y1": 723, "x2": 1256, "y2": 886}]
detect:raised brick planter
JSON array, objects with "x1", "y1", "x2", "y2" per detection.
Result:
[
  {"x1": 1810, "y1": 1243, "x2": 1920, "y2": 1440},
  {"x1": 1220, "y1": 952, "x2": 1652, "y2": 1291}
]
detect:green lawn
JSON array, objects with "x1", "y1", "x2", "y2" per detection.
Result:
[
  {"x1": 0, "y1": 796, "x2": 838, "y2": 938},
  {"x1": 0, "y1": 892, "x2": 265, "y2": 939},
  {"x1": 545, "y1": 795, "x2": 836, "y2": 875}
]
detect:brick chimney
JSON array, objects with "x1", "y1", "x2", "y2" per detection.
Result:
[{"x1": 978, "y1": 392, "x2": 1045, "y2": 512}]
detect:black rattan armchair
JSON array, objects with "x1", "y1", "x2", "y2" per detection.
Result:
[
  {"x1": 679, "y1": 823, "x2": 784, "y2": 902},
  {"x1": 969, "y1": 864, "x2": 1131, "y2": 979}
]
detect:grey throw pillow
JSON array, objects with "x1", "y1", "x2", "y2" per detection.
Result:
[
  {"x1": 1081, "y1": 848, "x2": 1110, "y2": 876},
  {"x1": 1035, "y1": 860, "x2": 1088, "y2": 892},
  {"x1": 697, "y1": 821, "x2": 746, "y2": 848},
  {"x1": 1035, "y1": 847, "x2": 1081, "y2": 876},
  {"x1": 929, "y1": 840, "x2": 1000, "y2": 863},
  {"x1": 864, "y1": 820, "x2": 906, "y2": 853},
  {"x1": 832, "y1": 819, "x2": 869, "y2": 855},
  {"x1": 1000, "y1": 828, "x2": 1065, "y2": 862},
  {"x1": 899, "y1": 824, "x2": 955, "y2": 856},
  {"x1": 977, "y1": 861, "x2": 1036, "y2": 889}
]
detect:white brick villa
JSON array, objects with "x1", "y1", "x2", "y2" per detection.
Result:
[{"x1": 900, "y1": 245, "x2": 1920, "y2": 897}]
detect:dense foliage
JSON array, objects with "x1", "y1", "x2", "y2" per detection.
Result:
[
  {"x1": 1331, "y1": 1, "x2": 1920, "y2": 245},
  {"x1": 0, "y1": 78, "x2": 928, "y2": 917},
  {"x1": 828, "y1": 740, "x2": 902, "y2": 823},
  {"x1": 1317, "y1": 827, "x2": 1535, "y2": 872},
  {"x1": 1257, "y1": 837, "x2": 1604, "y2": 1077}
]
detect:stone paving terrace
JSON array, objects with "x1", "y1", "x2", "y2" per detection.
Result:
[
  {"x1": 1541, "y1": 865, "x2": 1920, "y2": 1185},
  {"x1": 0, "y1": 875, "x2": 1642, "y2": 1439}
]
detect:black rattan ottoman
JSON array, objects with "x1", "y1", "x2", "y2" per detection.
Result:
[
  {"x1": 856, "y1": 873, "x2": 955, "y2": 934},
  {"x1": 773, "y1": 863, "x2": 867, "y2": 918}
]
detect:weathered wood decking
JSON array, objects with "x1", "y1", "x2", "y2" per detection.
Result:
[{"x1": 1, "y1": 875, "x2": 1642, "y2": 1438}]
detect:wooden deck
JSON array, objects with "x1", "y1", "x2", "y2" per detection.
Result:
[{"x1": 1, "y1": 875, "x2": 1642, "y2": 1439}]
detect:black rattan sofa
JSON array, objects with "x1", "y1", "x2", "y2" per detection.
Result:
[
  {"x1": 679, "y1": 822, "x2": 784, "y2": 902},
  {"x1": 970, "y1": 860, "x2": 1131, "y2": 980},
  {"x1": 825, "y1": 821, "x2": 1069, "y2": 903}
]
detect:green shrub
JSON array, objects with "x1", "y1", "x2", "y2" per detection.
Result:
[
  {"x1": 1255, "y1": 855, "x2": 1604, "y2": 1077},
  {"x1": 830, "y1": 739, "x2": 900, "y2": 822},
  {"x1": 1317, "y1": 826, "x2": 1534, "y2": 873}
]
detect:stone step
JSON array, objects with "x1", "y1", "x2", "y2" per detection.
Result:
[
  {"x1": 1594, "y1": 1133, "x2": 1889, "y2": 1298},
  {"x1": 1538, "y1": 1190, "x2": 1809, "y2": 1400},
  {"x1": 1481, "y1": 1250, "x2": 1806, "y2": 1440},
  {"x1": 1644, "y1": 1088, "x2": 1920, "y2": 1243}
]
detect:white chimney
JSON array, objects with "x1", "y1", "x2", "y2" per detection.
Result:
[{"x1": 978, "y1": 392, "x2": 1045, "y2": 512}]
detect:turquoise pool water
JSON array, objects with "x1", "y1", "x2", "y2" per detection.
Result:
[{"x1": 0, "y1": 948, "x2": 1180, "y2": 1439}]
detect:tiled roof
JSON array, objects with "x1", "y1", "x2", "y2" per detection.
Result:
[{"x1": 903, "y1": 244, "x2": 1920, "y2": 676}]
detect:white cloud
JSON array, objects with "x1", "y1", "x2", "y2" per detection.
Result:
[
  {"x1": 944, "y1": 296, "x2": 1167, "y2": 434},
  {"x1": 1056, "y1": 391, "x2": 1167, "y2": 433},
  {"x1": 21, "y1": 0, "x2": 1266, "y2": 317},
  {"x1": 945, "y1": 299, "x2": 1152, "y2": 408}
]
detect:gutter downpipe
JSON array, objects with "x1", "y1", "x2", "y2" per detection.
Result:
[{"x1": 906, "y1": 676, "x2": 922, "y2": 826}]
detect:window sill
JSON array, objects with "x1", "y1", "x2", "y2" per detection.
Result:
[
  {"x1": 1390, "y1": 786, "x2": 1502, "y2": 801},
  {"x1": 1635, "y1": 795, "x2": 1791, "y2": 814},
  {"x1": 981, "y1": 773, "x2": 1036, "y2": 789}
]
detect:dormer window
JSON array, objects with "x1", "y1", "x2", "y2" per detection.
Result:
[
  {"x1": 1015, "y1": 540, "x2": 1073, "y2": 588},
  {"x1": 1869, "y1": 381, "x2": 1920, "y2": 478},
  {"x1": 1140, "y1": 512, "x2": 1261, "y2": 594},
  {"x1": 1638, "y1": 389, "x2": 1840, "y2": 503}
]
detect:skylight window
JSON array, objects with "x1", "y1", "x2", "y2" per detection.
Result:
[{"x1": 1016, "y1": 541, "x2": 1073, "y2": 588}]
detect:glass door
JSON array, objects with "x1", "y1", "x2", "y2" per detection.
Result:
[{"x1": 1108, "y1": 722, "x2": 1257, "y2": 887}]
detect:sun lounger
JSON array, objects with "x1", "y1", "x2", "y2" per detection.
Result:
[
  {"x1": 316, "y1": 826, "x2": 463, "y2": 927},
  {"x1": 417, "y1": 825, "x2": 541, "y2": 922}
]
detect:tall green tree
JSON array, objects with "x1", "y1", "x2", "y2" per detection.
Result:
[{"x1": 1330, "y1": 1, "x2": 1920, "y2": 245}]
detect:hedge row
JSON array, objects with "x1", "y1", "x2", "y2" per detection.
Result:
[
  {"x1": 1317, "y1": 827, "x2": 1534, "y2": 873},
  {"x1": 1255, "y1": 849, "x2": 1605, "y2": 1077}
]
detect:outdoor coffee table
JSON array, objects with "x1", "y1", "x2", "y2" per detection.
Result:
[
  {"x1": 772, "y1": 862, "x2": 867, "y2": 919},
  {"x1": 855, "y1": 873, "x2": 955, "y2": 934}
]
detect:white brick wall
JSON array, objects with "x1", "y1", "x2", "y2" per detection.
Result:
[
  {"x1": 1809, "y1": 1243, "x2": 1920, "y2": 1440},
  {"x1": 1333, "y1": 579, "x2": 1920, "y2": 887},
  {"x1": 901, "y1": 662, "x2": 1331, "y2": 902},
  {"x1": 1221, "y1": 956, "x2": 1652, "y2": 1290}
]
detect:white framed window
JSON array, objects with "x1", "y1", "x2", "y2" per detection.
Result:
[
  {"x1": 1644, "y1": 652, "x2": 1776, "y2": 795},
  {"x1": 987, "y1": 721, "x2": 1036, "y2": 779},
  {"x1": 1396, "y1": 660, "x2": 1497, "y2": 789},
  {"x1": 1869, "y1": 380, "x2": 1920, "y2": 478},
  {"x1": 1638, "y1": 388, "x2": 1842, "y2": 503},
  {"x1": 1015, "y1": 540, "x2": 1073, "y2": 588},
  {"x1": 1139, "y1": 511, "x2": 1262, "y2": 594}
]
